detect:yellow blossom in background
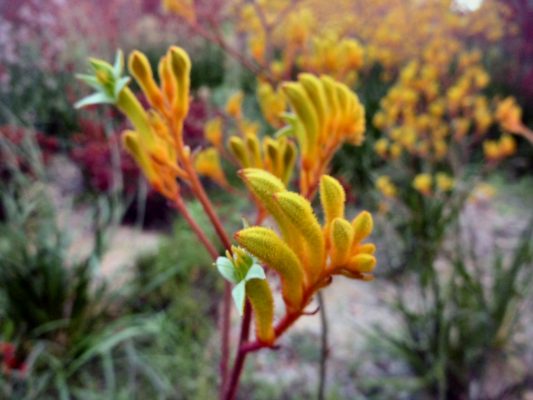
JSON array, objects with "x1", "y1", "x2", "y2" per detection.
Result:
[
  {"x1": 496, "y1": 97, "x2": 523, "y2": 133},
  {"x1": 194, "y1": 147, "x2": 229, "y2": 189},
  {"x1": 281, "y1": 73, "x2": 365, "y2": 196},
  {"x1": 468, "y1": 182, "x2": 497, "y2": 204},
  {"x1": 436, "y1": 173, "x2": 454, "y2": 192},
  {"x1": 483, "y1": 140, "x2": 500, "y2": 161},
  {"x1": 162, "y1": 0, "x2": 196, "y2": 24},
  {"x1": 374, "y1": 138, "x2": 389, "y2": 158},
  {"x1": 500, "y1": 134, "x2": 517, "y2": 156},
  {"x1": 204, "y1": 117, "x2": 223, "y2": 148},
  {"x1": 226, "y1": 91, "x2": 244, "y2": 120},
  {"x1": 483, "y1": 134, "x2": 517, "y2": 162},
  {"x1": 249, "y1": 35, "x2": 266, "y2": 63},
  {"x1": 256, "y1": 81, "x2": 286, "y2": 128},
  {"x1": 413, "y1": 173, "x2": 432, "y2": 195},
  {"x1": 376, "y1": 176, "x2": 397, "y2": 198},
  {"x1": 372, "y1": 46, "x2": 520, "y2": 167},
  {"x1": 228, "y1": 135, "x2": 296, "y2": 185}
]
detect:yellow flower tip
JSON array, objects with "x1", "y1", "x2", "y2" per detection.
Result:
[
  {"x1": 128, "y1": 51, "x2": 164, "y2": 111},
  {"x1": 347, "y1": 254, "x2": 377, "y2": 273},
  {"x1": 228, "y1": 137, "x2": 250, "y2": 167},
  {"x1": 351, "y1": 211, "x2": 373, "y2": 244},
  {"x1": 245, "y1": 279, "x2": 275, "y2": 345},
  {"x1": 128, "y1": 51, "x2": 149, "y2": 80},
  {"x1": 320, "y1": 175, "x2": 346, "y2": 225},
  {"x1": 245, "y1": 134, "x2": 262, "y2": 168},
  {"x1": 168, "y1": 46, "x2": 191, "y2": 116},
  {"x1": 330, "y1": 218, "x2": 353, "y2": 267},
  {"x1": 235, "y1": 227, "x2": 305, "y2": 312},
  {"x1": 282, "y1": 81, "x2": 319, "y2": 148},
  {"x1": 169, "y1": 46, "x2": 191, "y2": 75},
  {"x1": 357, "y1": 243, "x2": 376, "y2": 255},
  {"x1": 239, "y1": 168, "x2": 286, "y2": 196}
]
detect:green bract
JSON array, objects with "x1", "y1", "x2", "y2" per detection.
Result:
[
  {"x1": 215, "y1": 251, "x2": 266, "y2": 316},
  {"x1": 75, "y1": 50, "x2": 130, "y2": 109}
]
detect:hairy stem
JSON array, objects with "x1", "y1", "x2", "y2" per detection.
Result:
[
  {"x1": 224, "y1": 302, "x2": 252, "y2": 400},
  {"x1": 317, "y1": 292, "x2": 328, "y2": 400}
]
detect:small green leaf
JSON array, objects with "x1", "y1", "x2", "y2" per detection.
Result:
[
  {"x1": 232, "y1": 281, "x2": 246, "y2": 316},
  {"x1": 89, "y1": 58, "x2": 114, "y2": 76},
  {"x1": 245, "y1": 263, "x2": 266, "y2": 282},
  {"x1": 74, "y1": 92, "x2": 114, "y2": 109},
  {"x1": 113, "y1": 50, "x2": 125, "y2": 77},
  {"x1": 75, "y1": 74, "x2": 103, "y2": 91},
  {"x1": 114, "y1": 76, "x2": 131, "y2": 98},
  {"x1": 280, "y1": 112, "x2": 298, "y2": 125},
  {"x1": 216, "y1": 257, "x2": 237, "y2": 284},
  {"x1": 274, "y1": 125, "x2": 295, "y2": 139}
]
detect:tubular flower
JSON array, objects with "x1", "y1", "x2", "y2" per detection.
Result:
[
  {"x1": 256, "y1": 81, "x2": 286, "y2": 128},
  {"x1": 495, "y1": 97, "x2": 525, "y2": 134},
  {"x1": 75, "y1": 47, "x2": 193, "y2": 200},
  {"x1": 216, "y1": 247, "x2": 275, "y2": 345},
  {"x1": 236, "y1": 169, "x2": 376, "y2": 316},
  {"x1": 204, "y1": 117, "x2": 223, "y2": 148},
  {"x1": 226, "y1": 91, "x2": 244, "y2": 120},
  {"x1": 228, "y1": 135, "x2": 296, "y2": 185},
  {"x1": 281, "y1": 73, "x2": 365, "y2": 196},
  {"x1": 194, "y1": 147, "x2": 229, "y2": 189}
]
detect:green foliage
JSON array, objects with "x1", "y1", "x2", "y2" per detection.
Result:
[
  {"x1": 190, "y1": 44, "x2": 225, "y2": 90},
  {"x1": 371, "y1": 220, "x2": 533, "y2": 399},
  {"x1": 0, "y1": 133, "x2": 161, "y2": 399},
  {"x1": 0, "y1": 53, "x2": 79, "y2": 137},
  {"x1": 124, "y1": 213, "x2": 223, "y2": 399}
]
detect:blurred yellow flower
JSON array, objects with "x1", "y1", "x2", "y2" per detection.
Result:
[
  {"x1": 204, "y1": 117, "x2": 223, "y2": 148},
  {"x1": 226, "y1": 91, "x2": 244, "y2": 120},
  {"x1": 376, "y1": 175, "x2": 397, "y2": 198},
  {"x1": 194, "y1": 147, "x2": 229, "y2": 189},
  {"x1": 413, "y1": 173, "x2": 432, "y2": 195},
  {"x1": 436, "y1": 173, "x2": 454, "y2": 192}
]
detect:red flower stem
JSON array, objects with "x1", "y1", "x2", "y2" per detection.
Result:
[
  {"x1": 174, "y1": 193, "x2": 233, "y2": 395},
  {"x1": 172, "y1": 121, "x2": 234, "y2": 394},
  {"x1": 184, "y1": 165, "x2": 234, "y2": 392},
  {"x1": 172, "y1": 196, "x2": 218, "y2": 259}
]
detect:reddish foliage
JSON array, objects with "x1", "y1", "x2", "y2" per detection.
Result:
[
  {"x1": 498, "y1": 0, "x2": 533, "y2": 105},
  {"x1": 0, "y1": 342, "x2": 27, "y2": 376},
  {"x1": 70, "y1": 117, "x2": 140, "y2": 194}
]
